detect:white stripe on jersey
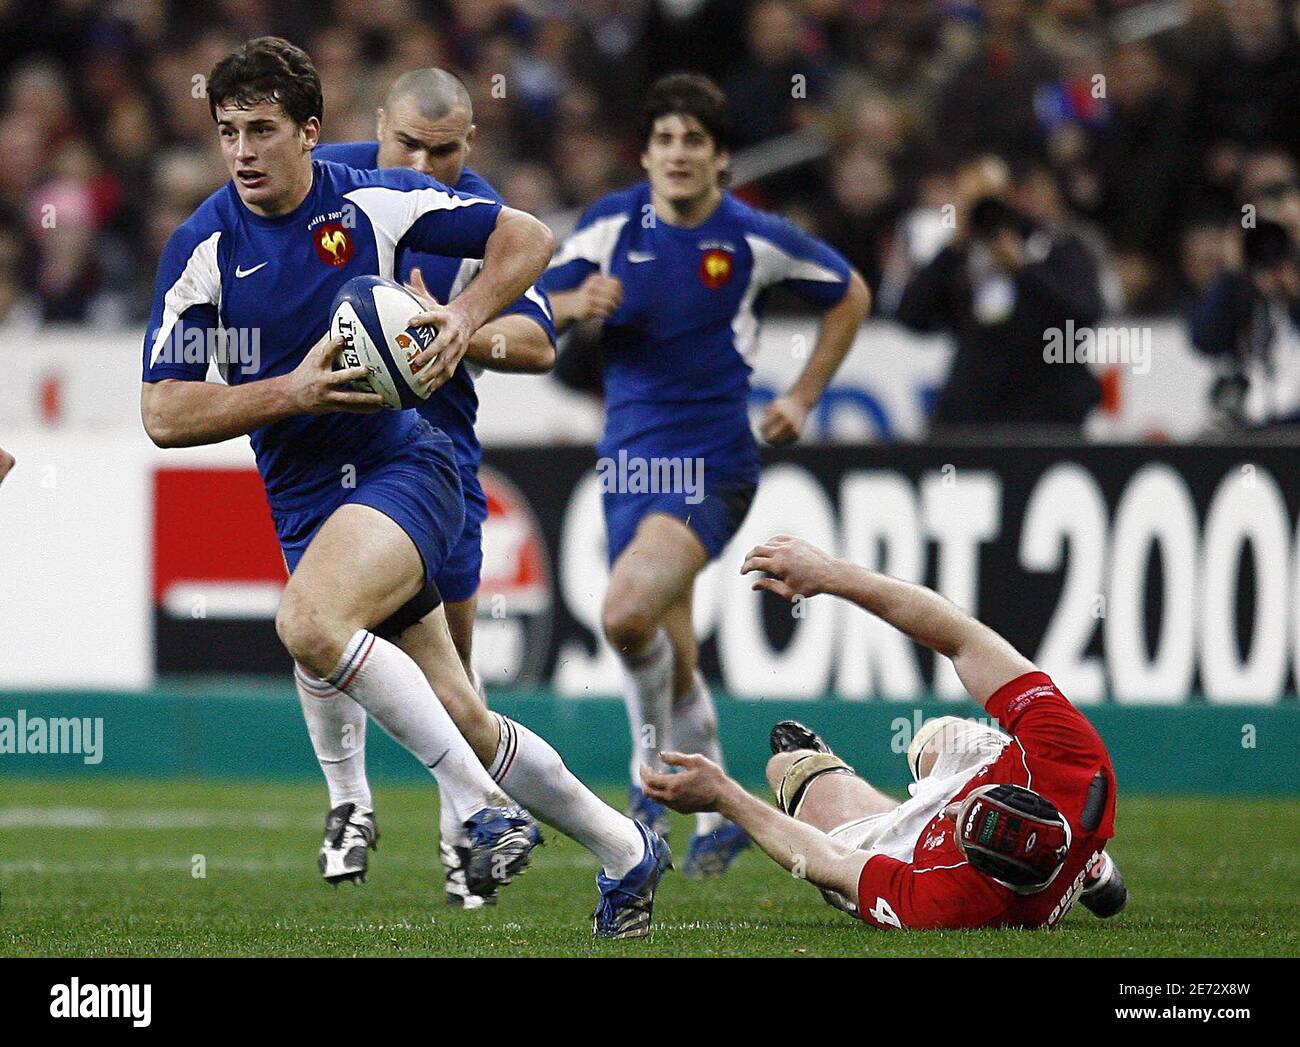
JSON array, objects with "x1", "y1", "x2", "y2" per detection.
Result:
[
  {"x1": 345, "y1": 185, "x2": 496, "y2": 280},
  {"x1": 732, "y1": 233, "x2": 845, "y2": 364},
  {"x1": 523, "y1": 284, "x2": 552, "y2": 321},
  {"x1": 449, "y1": 256, "x2": 480, "y2": 298},
  {"x1": 548, "y1": 213, "x2": 629, "y2": 276},
  {"x1": 449, "y1": 257, "x2": 551, "y2": 321},
  {"x1": 442, "y1": 257, "x2": 551, "y2": 379},
  {"x1": 149, "y1": 231, "x2": 222, "y2": 366},
  {"x1": 448, "y1": 257, "x2": 485, "y2": 380}
]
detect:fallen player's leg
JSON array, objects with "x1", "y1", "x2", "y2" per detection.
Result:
[{"x1": 767, "y1": 722, "x2": 901, "y2": 912}]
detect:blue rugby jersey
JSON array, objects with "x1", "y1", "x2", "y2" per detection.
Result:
[
  {"x1": 142, "y1": 159, "x2": 501, "y2": 511},
  {"x1": 540, "y1": 182, "x2": 851, "y2": 477},
  {"x1": 314, "y1": 141, "x2": 556, "y2": 477}
]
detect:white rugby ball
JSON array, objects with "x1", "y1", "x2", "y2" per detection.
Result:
[{"x1": 328, "y1": 275, "x2": 438, "y2": 410}]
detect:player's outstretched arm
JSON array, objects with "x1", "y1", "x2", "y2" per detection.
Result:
[
  {"x1": 759, "y1": 269, "x2": 871, "y2": 445},
  {"x1": 141, "y1": 333, "x2": 384, "y2": 448},
  {"x1": 642, "y1": 752, "x2": 868, "y2": 898},
  {"x1": 742, "y1": 535, "x2": 1035, "y2": 708}
]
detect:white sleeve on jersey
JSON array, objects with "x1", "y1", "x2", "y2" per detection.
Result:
[
  {"x1": 548, "y1": 213, "x2": 629, "y2": 276},
  {"x1": 148, "y1": 231, "x2": 223, "y2": 367},
  {"x1": 345, "y1": 185, "x2": 495, "y2": 280},
  {"x1": 731, "y1": 232, "x2": 844, "y2": 362}
]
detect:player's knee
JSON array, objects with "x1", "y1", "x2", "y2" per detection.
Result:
[
  {"x1": 601, "y1": 595, "x2": 657, "y2": 654},
  {"x1": 276, "y1": 592, "x2": 348, "y2": 678},
  {"x1": 766, "y1": 750, "x2": 805, "y2": 793}
]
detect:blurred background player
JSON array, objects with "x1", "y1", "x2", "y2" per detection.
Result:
[
  {"x1": 541, "y1": 73, "x2": 871, "y2": 876},
  {"x1": 140, "y1": 36, "x2": 553, "y2": 904},
  {"x1": 315, "y1": 67, "x2": 559, "y2": 908},
  {"x1": 644, "y1": 534, "x2": 1126, "y2": 929}
]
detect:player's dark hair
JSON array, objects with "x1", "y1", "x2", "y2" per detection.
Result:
[
  {"x1": 639, "y1": 72, "x2": 730, "y2": 151},
  {"x1": 208, "y1": 36, "x2": 323, "y2": 127}
]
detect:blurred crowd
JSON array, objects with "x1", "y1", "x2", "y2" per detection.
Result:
[{"x1": 1, "y1": 0, "x2": 1298, "y2": 361}]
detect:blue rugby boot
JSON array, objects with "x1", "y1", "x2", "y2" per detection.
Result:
[
  {"x1": 462, "y1": 804, "x2": 542, "y2": 899},
  {"x1": 628, "y1": 783, "x2": 671, "y2": 838},
  {"x1": 593, "y1": 821, "x2": 672, "y2": 940},
  {"x1": 682, "y1": 821, "x2": 751, "y2": 878}
]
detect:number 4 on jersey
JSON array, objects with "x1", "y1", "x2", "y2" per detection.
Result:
[{"x1": 869, "y1": 896, "x2": 903, "y2": 928}]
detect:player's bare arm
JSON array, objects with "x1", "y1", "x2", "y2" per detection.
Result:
[
  {"x1": 759, "y1": 269, "x2": 871, "y2": 446},
  {"x1": 642, "y1": 751, "x2": 868, "y2": 898},
  {"x1": 0, "y1": 446, "x2": 14, "y2": 485},
  {"x1": 407, "y1": 205, "x2": 554, "y2": 388},
  {"x1": 141, "y1": 332, "x2": 383, "y2": 448},
  {"x1": 548, "y1": 273, "x2": 623, "y2": 333},
  {"x1": 742, "y1": 534, "x2": 1035, "y2": 707},
  {"x1": 406, "y1": 267, "x2": 555, "y2": 373}
]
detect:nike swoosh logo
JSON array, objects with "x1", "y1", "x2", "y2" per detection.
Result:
[
  {"x1": 426, "y1": 748, "x2": 450, "y2": 771},
  {"x1": 235, "y1": 262, "x2": 268, "y2": 278},
  {"x1": 627, "y1": 251, "x2": 656, "y2": 263}
]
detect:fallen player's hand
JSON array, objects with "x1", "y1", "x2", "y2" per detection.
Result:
[
  {"x1": 287, "y1": 332, "x2": 386, "y2": 414},
  {"x1": 758, "y1": 395, "x2": 808, "y2": 446},
  {"x1": 0, "y1": 446, "x2": 14, "y2": 485},
  {"x1": 742, "y1": 533, "x2": 839, "y2": 601},
  {"x1": 641, "y1": 751, "x2": 726, "y2": 814}
]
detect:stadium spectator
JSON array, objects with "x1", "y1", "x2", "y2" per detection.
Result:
[
  {"x1": 1189, "y1": 0, "x2": 1300, "y2": 209},
  {"x1": 724, "y1": 0, "x2": 834, "y2": 146},
  {"x1": 7, "y1": 0, "x2": 1300, "y2": 437},
  {"x1": 1087, "y1": 38, "x2": 1193, "y2": 311},
  {"x1": 1189, "y1": 148, "x2": 1300, "y2": 428},
  {"x1": 929, "y1": 0, "x2": 1059, "y2": 166},
  {"x1": 1191, "y1": 219, "x2": 1300, "y2": 429},
  {"x1": 891, "y1": 155, "x2": 1106, "y2": 434}
]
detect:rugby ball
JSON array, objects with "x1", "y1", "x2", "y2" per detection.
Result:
[{"x1": 329, "y1": 275, "x2": 438, "y2": 410}]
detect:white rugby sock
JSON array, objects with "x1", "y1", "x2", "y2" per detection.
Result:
[
  {"x1": 439, "y1": 790, "x2": 466, "y2": 848},
  {"x1": 295, "y1": 666, "x2": 372, "y2": 811},
  {"x1": 328, "y1": 629, "x2": 502, "y2": 817},
  {"x1": 618, "y1": 628, "x2": 674, "y2": 785},
  {"x1": 671, "y1": 670, "x2": 726, "y2": 834},
  {"x1": 489, "y1": 713, "x2": 645, "y2": 878}
]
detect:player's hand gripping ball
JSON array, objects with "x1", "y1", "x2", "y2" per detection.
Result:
[{"x1": 329, "y1": 275, "x2": 439, "y2": 409}]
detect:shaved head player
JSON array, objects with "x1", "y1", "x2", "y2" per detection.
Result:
[{"x1": 316, "y1": 67, "x2": 558, "y2": 909}]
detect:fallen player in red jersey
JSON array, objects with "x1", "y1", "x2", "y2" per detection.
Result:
[{"x1": 642, "y1": 534, "x2": 1128, "y2": 930}]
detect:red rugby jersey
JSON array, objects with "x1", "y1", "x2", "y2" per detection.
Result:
[{"x1": 856, "y1": 671, "x2": 1117, "y2": 930}]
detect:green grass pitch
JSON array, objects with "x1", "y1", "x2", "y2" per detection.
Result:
[{"x1": 1, "y1": 778, "x2": 1297, "y2": 957}]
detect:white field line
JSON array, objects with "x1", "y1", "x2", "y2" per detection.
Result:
[
  {"x1": 0, "y1": 854, "x2": 602, "y2": 875},
  {"x1": 0, "y1": 807, "x2": 296, "y2": 830}
]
